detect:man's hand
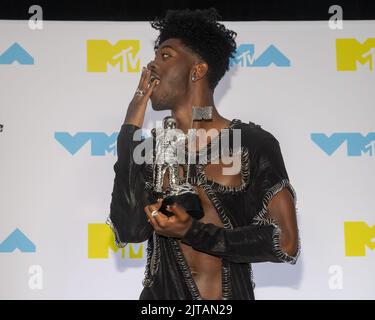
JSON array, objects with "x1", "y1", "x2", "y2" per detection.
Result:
[
  {"x1": 145, "y1": 199, "x2": 193, "y2": 238},
  {"x1": 124, "y1": 66, "x2": 159, "y2": 127}
]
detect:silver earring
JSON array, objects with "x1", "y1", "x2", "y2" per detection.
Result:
[{"x1": 191, "y1": 75, "x2": 196, "y2": 81}]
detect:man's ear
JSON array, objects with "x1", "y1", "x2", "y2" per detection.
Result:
[{"x1": 191, "y1": 62, "x2": 208, "y2": 81}]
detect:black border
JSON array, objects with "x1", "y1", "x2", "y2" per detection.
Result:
[{"x1": 1, "y1": 0, "x2": 375, "y2": 21}]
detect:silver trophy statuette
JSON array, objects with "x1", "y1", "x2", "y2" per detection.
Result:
[{"x1": 151, "y1": 116, "x2": 204, "y2": 219}]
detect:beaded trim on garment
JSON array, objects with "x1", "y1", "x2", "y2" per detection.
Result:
[{"x1": 251, "y1": 179, "x2": 301, "y2": 265}]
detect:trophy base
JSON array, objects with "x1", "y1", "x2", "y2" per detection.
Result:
[{"x1": 149, "y1": 193, "x2": 204, "y2": 220}]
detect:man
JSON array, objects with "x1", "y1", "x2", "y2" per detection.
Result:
[{"x1": 108, "y1": 8, "x2": 299, "y2": 300}]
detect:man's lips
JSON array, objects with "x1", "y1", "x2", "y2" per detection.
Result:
[
  {"x1": 149, "y1": 73, "x2": 161, "y2": 95},
  {"x1": 149, "y1": 73, "x2": 161, "y2": 85}
]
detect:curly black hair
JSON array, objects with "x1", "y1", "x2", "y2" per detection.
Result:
[{"x1": 150, "y1": 8, "x2": 237, "y2": 90}]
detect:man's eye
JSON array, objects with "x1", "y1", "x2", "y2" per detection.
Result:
[{"x1": 162, "y1": 53, "x2": 170, "y2": 59}]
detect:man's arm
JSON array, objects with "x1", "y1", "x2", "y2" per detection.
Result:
[
  {"x1": 180, "y1": 187, "x2": 299, "y2": 264},
  {"x1": 108, "y1": 67, "x2": 159, "y2": 246},
  {"x1": 144, "y1": 190, "x2": 299, "y2": 264},
  {"x1": 267, "y1": 188, "x2": 298, "y2": 256},
  {"x1": 108, "y1": 124, "x2": 153, "y2": 246}
]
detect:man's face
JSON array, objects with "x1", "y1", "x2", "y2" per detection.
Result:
[{"x1": 148, "y1": 38, "x2": 195, "y2": 111}]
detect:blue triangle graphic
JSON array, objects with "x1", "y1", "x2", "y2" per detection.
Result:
[
  {"x1": 0, "y1": 228, "x2": 36, "y2": 252},
  {"x1": 0, "y1": 42, "x2": 34, "y2": 65}
]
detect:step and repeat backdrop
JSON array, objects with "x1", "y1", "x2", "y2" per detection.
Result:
[{"x1": 0, "y1": 20, "x2": 374, "y2": 299}]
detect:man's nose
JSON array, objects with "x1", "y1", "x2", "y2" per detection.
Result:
[{"x1": 147, "y1": 60, "x2": 156, "y2": 71}]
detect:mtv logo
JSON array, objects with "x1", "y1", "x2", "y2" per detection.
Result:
[
  {"x1": 55, "y1": 132, "x2": 118, "y2": 156},
  {"x1": 311, "y1": 132, "x2": 375, "y2": 156},
  {"x1": 344, "y1": 222, "x2": 375, "y2": 256},
  {"x1": 0, "y1": 42, "x2": 34, "y2": 65},
  {"x1": 87, "y1": 40, "x2": 140, "y2": 72},
  {"x1": 88, "y1": 223, "x2": 144, "y2": 259},
  {"x1": 0, "y1": 228, "x2": 36, "y2": 253},
  {"x1": 336, "y1": 38, "x2": 375, "y2": 71},
  {"x1": 230, "y1": 44, "x2": 290, "y2": 67}
]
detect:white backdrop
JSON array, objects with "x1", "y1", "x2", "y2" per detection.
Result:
[{"x1": 0, "y1": 20, "x2": 374, "y2": 299}]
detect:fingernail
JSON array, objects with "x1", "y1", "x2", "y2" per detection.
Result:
[{"x1": 155, "y1": 80, "x2": 160, "y2": 85}]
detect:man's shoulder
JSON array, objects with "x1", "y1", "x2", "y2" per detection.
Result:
[{"x1": 236, "y1": 120, "x2": 279, "y2": 150}]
